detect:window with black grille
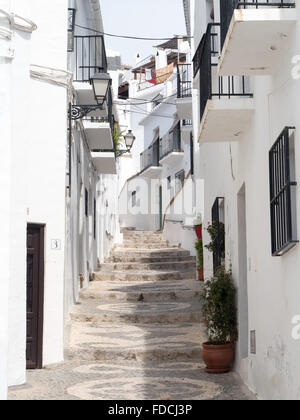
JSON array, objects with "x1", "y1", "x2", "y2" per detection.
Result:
[{"x1": 269, "y1": 127, "x2": 298, "y2": 256}]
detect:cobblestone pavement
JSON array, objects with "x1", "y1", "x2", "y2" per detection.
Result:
[
  {"x1": 8, "y1": 360, "x2": 255, "y2": 400},
  {"x1": 9, "y1": 231, "x2": 256, "y2": 401}
]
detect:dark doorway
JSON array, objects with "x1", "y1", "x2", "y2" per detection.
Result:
[{"x1": 26, "y1": 224, "x2": 45, "y2": 370}]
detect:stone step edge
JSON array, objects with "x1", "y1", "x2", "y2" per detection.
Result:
[
  {"x1": 65, "y1": 347, "x2": 203, "y2": 363},
  {"x1": 69, "y1": 312, "x2": 202, "y2": 324}
]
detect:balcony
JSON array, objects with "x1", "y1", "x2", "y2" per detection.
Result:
[
  {"x1": 72, "y1": 35, "x2": 108, "y2": 103},
  {"x1": 140, "y1": 141, "x2": 162, "y2": 178},
  {"x1": 176, "y1": 64, "x2": 192, "y2": 119},
  {"x1": 198, "y1": 23, "x2": 254, "y2": 144},
  {"x1": 159, "y1": 123, "x2": 184, "y2": 165},
  {"x1": 83, "y1": 117, "x2": 114, "y2": 150},
  {"x1": 91, "y1": 152, "x2": 117, "y2": 174},
  {"x1": 219, "y1": 0, "x2": 297, "y2": 76}
]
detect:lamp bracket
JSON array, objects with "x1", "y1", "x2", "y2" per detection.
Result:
[{"x1": 69, "y1": 104, "x2": 103, "y2": 120}]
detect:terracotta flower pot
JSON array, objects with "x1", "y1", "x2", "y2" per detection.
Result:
[
  {"x1": 198, "y1": 268, "x2": 204, "y2": 281},
  {"x1": 195, "y1": 225, "x2": 202, "y2": 239},
  {"x1": 202, "y1": 342, "x2": 234, "y2": 374}
]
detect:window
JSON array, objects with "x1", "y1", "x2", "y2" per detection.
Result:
[
  {"x1": 132, "y1": 191, "x2": 137, "y2": 207},
  {"x1": 85, "y1": 189, "x2": 88, "y2": 217},
  {"x1": 211, "y1": 197, "x2": 225, "y2": 274},
  {"x1": 269, "y1": 127, "x2": 298, "y2": 256},
  {"x1": 175, "y1": 170, "x2": 185, "y2": 193},
  {"x1": 67, "y1": 8, "x2": 76, "y2": 52}
]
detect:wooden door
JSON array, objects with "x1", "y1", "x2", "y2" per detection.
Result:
[{"x1": 26, "y1": 224, "x2": 45, "y2": 369}]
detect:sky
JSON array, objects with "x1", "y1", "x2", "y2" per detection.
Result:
[{"x1": 100, "y1": 0, "x2": 187, "y2": 66}]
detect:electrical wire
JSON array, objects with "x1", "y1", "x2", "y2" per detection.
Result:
[
  {"x1": 74, "y1": 23, "x2": 192, "y2": 41},
  {"x1": 123, "y1": 108, "x2": 174, "y2": 119}
]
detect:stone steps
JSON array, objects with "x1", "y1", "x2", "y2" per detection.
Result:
[
  {"x1": 110, "y1": 248, "x2": 191, "y2": 261},
  {"x1": 66, "y1": 322, "x2": 206, "y2": 362},
  {"x1": 99, "y1": 260, "x2": 197, "y2": 272},
  {"x1": 94, "y1": 269, "x2": 196, "y2": 282},
  {"x1": 79, "y1": 280, "x2": 202, "y2": 302},
  {"x1": 67, "y1": 229, "x2": 203, "y2": 364},
  {"x1": 118, "y1": 244, "x2": 175, "y2": 250},
  {"x1": 106, "y1": 255, "x2": 196, "y2": 264},
  {"x1": 70, "y1": 299, "x2": 202, "y2": 325}
]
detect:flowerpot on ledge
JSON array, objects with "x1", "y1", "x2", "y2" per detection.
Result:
[
  {"x1": 198, "y1": 268, "x2": 204, "y2": 281},
  {"x1": 194, "y1": 224, "x2": 202, "y2": 239},
  {"x1": 202, "y1": 342, "x2": 234, "y2": 374}
]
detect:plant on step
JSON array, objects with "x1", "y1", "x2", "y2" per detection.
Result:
[
  {"x1": 205, "y1": 221, "x2": 225, "y2": 259},
  {"x1": 202, "y1": 266, "x2": 238, "y2": 345},
  {"x1": 195, "y1": 238, "x2": 203, "y2": 269}
]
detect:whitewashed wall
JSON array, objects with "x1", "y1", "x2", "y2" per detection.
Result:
[
  {"x1": 0, "y1": 0, "x2": 15, "y2": 398},
  {"x1": 195, "y1": 0, "x2": 300, "y2": 400}
]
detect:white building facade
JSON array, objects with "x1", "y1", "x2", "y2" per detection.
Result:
[
  {"x1": 188, "y1": 0, "x2": 300, "y2": 400},
  {"x1": 0, "y1": 0, "x2": 120, "y2": 400},
  {"x1": 118, "y1": 41, "x2": 203, "y2": 257}
]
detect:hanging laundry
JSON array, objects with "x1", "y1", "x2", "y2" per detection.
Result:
[{"x1": 145, "y1": 68, "x2": 157, "y2": 84}]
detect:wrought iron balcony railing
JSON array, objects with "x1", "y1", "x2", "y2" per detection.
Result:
[
  {"x1": 177, "y1": 64, "x2": 192, "y2": 99},
  {"x1": 159, "y1": 123, "x2": 182, "y2": 160},
  {"x1": 73, "y1": 35, "x2": 108, "y2": 82},
  {"x1": 140, "y1": 140, "x2": 160, "y2": 173},
  {"x1": 220, "y1": 0, "x2": 296, "y2": 49},
  {"x1": 193, "y1": 27, "x2": 219, "y2": 79},
  {"x1": 200, "y1": 23, "x2": 253, "y2": 120}
]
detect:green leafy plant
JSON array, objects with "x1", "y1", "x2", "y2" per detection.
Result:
[
  {"x1": 202, "y1": 267, "x2": 238, "y2": 345},
  {"x1": 205, "y1": 221, "x2": 225, "y2": 259},
  {"x1": 112, "y1": 124, "x2": 125, "y2": 156},
  {"x1": 195, "y1": 238, "x2": 203, "y2": 269}
]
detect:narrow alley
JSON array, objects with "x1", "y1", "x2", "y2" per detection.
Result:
[{"x1": 9, "y1": 230, "x2": 253, "y2": 401}]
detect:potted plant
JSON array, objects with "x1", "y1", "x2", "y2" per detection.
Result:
[
  {"x1": 195, "y1": 238, "x2": 204, "y2": 281},
  {"x1": 202, "y1": 267, "x2": 238, "y2": 373},
  {"x1": 205, "y1": 221, "x2": 225, "y2": 266},
  {"x1": 193, "y1": 214, "x2": 202, "y2": 239}
]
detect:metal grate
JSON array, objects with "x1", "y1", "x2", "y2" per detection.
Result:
[
  {"x1": 269, "y1": 127, "x2": 298, "y2": 256},
  {"x1": 159, "y1": 123, "x2": 182, "y2": 161},
  {"x1": 140, "y1": 139, "x2": 160, "y2": 173},
  {"x1": 73, "y1": 35, "x2": 108, "y2": 82},
  {"x1": 220, "y1": 0, "x2": 296, "y2": 49},
  {"x1": 177, "y1": 64, "x2": 192, "y2": 99},
  {"x1": 211, "y1": 197, "x2": 225, "y2": 274}
]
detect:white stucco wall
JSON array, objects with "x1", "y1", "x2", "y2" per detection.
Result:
[
  {"x1": 0, "y1": 0, "x2": 14, "y2": 398},
  {"x1": 25, "y1": 0, "x2": 68, "y2": 368},
  {"x1": 195, "y1": 0, "x2": 300, "y2": 400}
]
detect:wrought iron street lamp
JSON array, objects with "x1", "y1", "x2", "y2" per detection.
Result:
[
  {"x1": 117, "y1": 130, "x2": 136, "y2": 156},
  {"x1": 91, "y1": 72, "x2": 112, "y2": 105},
  {"x1": 124, "y1": 130, "x2": 136, "y2": 150}
]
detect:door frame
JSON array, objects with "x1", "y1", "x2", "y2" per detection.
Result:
[{"x1": 27, "y1": 223, "x2": 45, "y2": 370}]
